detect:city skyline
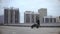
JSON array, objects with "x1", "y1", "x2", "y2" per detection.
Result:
[
  {"x1": 0, "y1": 7, "x2": 60, "y2": 23},
  {"x1": 0, "y1": 0, "x2": 60, "y2": 23},
  {"x1": 0, "y1": 8, "x2": 60, "y2": 24}
]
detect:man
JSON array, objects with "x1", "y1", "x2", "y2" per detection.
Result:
[
  {"x1": 36, "y1": 20, "x2": 40, "y2": 28},
  {"x1": 31, "y1": 20, "x2": 40, "y2": 28}
]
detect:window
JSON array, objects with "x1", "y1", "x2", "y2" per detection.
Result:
[
  {"x1": 45, "y1": 18, "x2": 49, "y2": 23},
  {"x1": 32, "y1": 14, "x2": 34, "y2": 23},
  {"x1": 15, "y1": 11, "x2": 19, "y2": 24},
  {"x1": 4, "y1": 9, "x2": 8, "y2": 24},
  {"x1": 10, "y1": 10, "x2": 13, "y2": 23},
  {"x1": 50, "y1": 18, "x2": 52, "y2": 23},
  {"x1": 43, "y1": 18, "x2": 44, "y2": 23},
  {"x1": 54, "y1": 18, "x2": 56, "y2": 23},
  {"x1": 59, "y1": 16, "x2": 60, "y2": 19},
  {"x1": 26, "y1": 14, "x2": 30, "y2": 23}
]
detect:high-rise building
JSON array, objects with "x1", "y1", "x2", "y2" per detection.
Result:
[
  {"x1": 4, "y1": 7, "x2": 20, "y2": 24},
  {"x1": 24, "y1": 11, "x2": 34, "y2": 23},
  {"x1": 24, "y1": 11, "x2": 39, "y2": 23},
  {"x1": 38, "y1": 8, "x2": 47, "y2": 23}
]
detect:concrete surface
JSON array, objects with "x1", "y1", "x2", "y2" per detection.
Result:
[{"x1": 0, "y1": 26, "x2": 60, "y2": 34}]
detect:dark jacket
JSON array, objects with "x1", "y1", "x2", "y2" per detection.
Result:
[{"x1": 36, "y1": 20, "x2": 40, "y2": 25}]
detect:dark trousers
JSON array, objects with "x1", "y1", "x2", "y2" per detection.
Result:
[{"x1": 31, "y1": 24, "x2": 40, "y2": 28}]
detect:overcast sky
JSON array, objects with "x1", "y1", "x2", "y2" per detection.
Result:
[{"x1": 0, "y1": 0, "x2": 60, "y2": 23}]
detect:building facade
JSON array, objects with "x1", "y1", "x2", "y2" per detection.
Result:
[
  {"x1": 4, "y1": 7, "x2": 20, "y2": 24},
  {"x1": 0, "y1": 15, "x2": 4, "y2": 24},
  {"x1": 43, "y1": 16, "x2": 56, "y2": 23},
  {"x1": 24, "y1": 11, "x2": 33, "y2": 23},
  {"x1": 38, "y1": 8, "x2": 47, "y2": 23},
  {"x1": 56, "y1": 16, "x2": 60, "y2": 23},
  {"x1": 24, "y1": 11, "x2": 39, "y2": 23}
]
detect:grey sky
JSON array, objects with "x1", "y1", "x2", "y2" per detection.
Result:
[{"x1": 0, "y1": 0, "x2": 60, "y2": 23}]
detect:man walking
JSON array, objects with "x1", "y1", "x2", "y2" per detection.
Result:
[{"x1": 31, "y1": 19, "x2": 40, "y2": 28}]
